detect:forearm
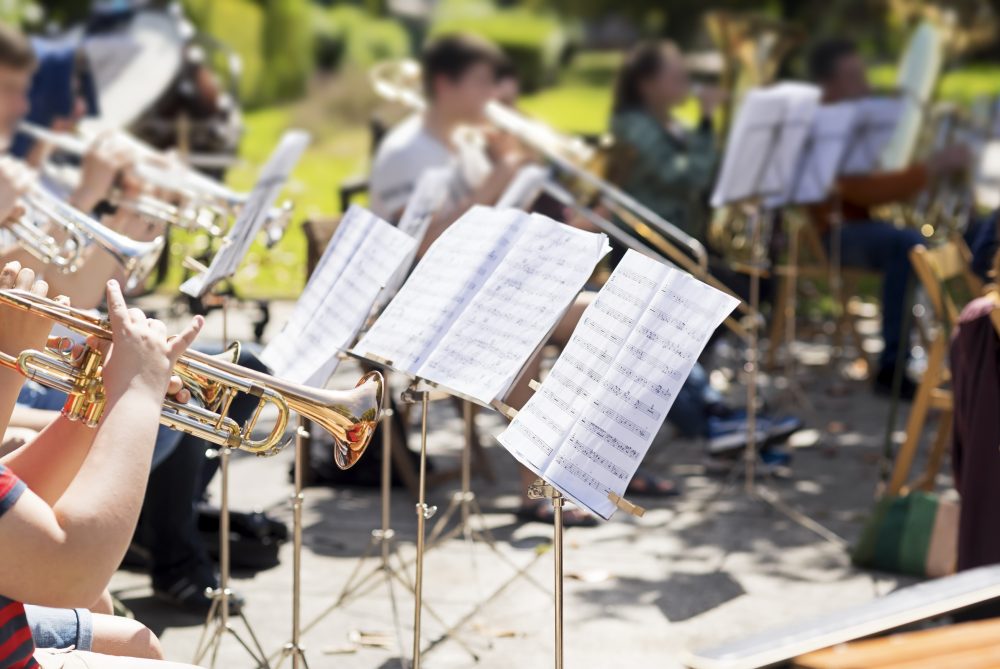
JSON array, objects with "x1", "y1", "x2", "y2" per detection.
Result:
[
  {"x1": 0, "y1": 370, "x2": 27, "y2": 437},
  {"x1": 8, "y1": 404, "x2": 58, "y2": 431},
  {"x1": 2, "y1": 414, "x2": 95, "y2": 504},
  {"x1": 42, "y1": 248, "x2": 120, "y2": 310},
  {"x1": 47, "y1": 390, "x2": 160, "y2": 600}
]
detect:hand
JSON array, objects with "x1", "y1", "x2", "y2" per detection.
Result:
[
  {"x1": 0, "y1": 156, "x2": 34, "y2": 224},
  {"x1": 696, "y1": 85, "x2": 726, "y2": 118},
  {"x1": 100, "y1": 279, "x2": 203, "y2": 401},
  {"x1": 483, "y1": 128, "x2": 529, "y2": 170},
  {"x1": 0, "y1": 262, "x2": 60, "y2": 355},
  {"x1": 928, "y1": 144, "x2": 972, "y2": 178},
  {"x1": 72, "y1": 132, "x2": 136, "y2": 213}
]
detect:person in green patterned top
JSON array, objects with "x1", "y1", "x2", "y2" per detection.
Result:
[{"x1": 608, "y1": 40, "x2": 724, "y2": 243}]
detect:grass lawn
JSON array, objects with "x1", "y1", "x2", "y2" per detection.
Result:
[{"x1": 180, "y1": 52, "x2": 1000, "y2": 299}]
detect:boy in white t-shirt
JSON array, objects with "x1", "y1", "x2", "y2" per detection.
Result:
[{"x1": 369, "y1": 34, "x2": 528, "y2": 254}]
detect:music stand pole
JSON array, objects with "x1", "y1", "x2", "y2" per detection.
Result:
[
  {"x1": 276, "y1": 416, "x2": 310, "y2": 668},
  {"x1": 527, "y1": 478, "x2": 565, "y2": 669},
  {"x1": 194, "y1": 295, "x2": 271, "y2": 669},
  {"x1": 412, "y1": 388, "x2": 432, "y2": 669}
]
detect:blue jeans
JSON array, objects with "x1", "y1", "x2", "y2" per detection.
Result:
[
  {"x1": 23, "y1": 605, "x2": 93, "y2": 651},
  {"x1": 667, "y1": 362, "x2": 721, "y2": 439},
  {"x1": 825, "y1": 220, "x2": 923, "y2": 369}
]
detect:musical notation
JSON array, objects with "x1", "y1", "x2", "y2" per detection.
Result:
[
  {"x1": 261, "y1": 206, "x2": 415, "y2": 386},
  {"x1": 355, "y1": 206, "x2": 610, "y2": 404},
  {"x1": 497, "y1": 250, "x2": 739, "y2": 520}
]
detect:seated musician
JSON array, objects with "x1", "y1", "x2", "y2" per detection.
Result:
[
  {"x1": 604, "y1": 40, "x2": 803, "y2": 466},
  {"x1": 0, "y1": 26, "x2": 258, "y2": 615},
  {"x1": 607, "y1": 40, "x2": 722, "y2": 242},
  {"x1": 0, "y1": 259, "x2": 205, "y2": 668},
  {"x1": 807, "y1": 38, "x2": 973, "y2": 399}
]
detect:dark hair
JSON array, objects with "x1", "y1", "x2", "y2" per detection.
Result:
[
  {"x1": 808, "y1": 38, "x2": 857, "y2": 83},
  {"x1": 421, "y1": 33, "x2": 503, "y2": 98},
  {"x1": 612, "y1": 40, "x2": 680, "y2": 115},
  {"x1": 495, "y1": 55, "x2": 517, "y2": 82},
  {"x1": 0, "y1": 24, "x2": 34, "y2": 71}
]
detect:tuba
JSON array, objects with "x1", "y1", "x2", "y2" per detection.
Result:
[
  {"x1": 702, "y1": 11, "x2": 803, "y2": 263},
  {"x1": 370, "y1": 60, "x2": 753, "y2": 339},
  {"x1": 0, "y1": 289, "x2": 382, "y2": 466}
]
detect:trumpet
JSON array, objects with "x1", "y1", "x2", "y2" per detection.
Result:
[
  {"x1": 17, "y1": 122, "x2": 294, "y2": 239},
  {"x1": 371, "y1": 60, "x2": 752, "y2": 338},
  {"x1": 8, "y1": 182, "x2": 165, "y2": 292},
  {"x1": 0, "y1": 289, "x2": 383, "y2": 465}
]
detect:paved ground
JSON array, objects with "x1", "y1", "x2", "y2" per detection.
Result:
[{"x1": 109, "y1": 297, "x2": 944, "y2": 668}]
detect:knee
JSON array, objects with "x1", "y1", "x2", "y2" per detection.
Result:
[
  {"x1": 90, "y1": 590, "x2": 114, "y2": 616},
  {"x1": 125, "y1": 622, "x2": 164, "y2": 660}
]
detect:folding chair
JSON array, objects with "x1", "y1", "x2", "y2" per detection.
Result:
[{"x1": 887, "y1": 237, "x2": 982, "y2": 496}]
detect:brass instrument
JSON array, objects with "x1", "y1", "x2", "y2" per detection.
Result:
[
  {"x1": 17, "y1": 122, "x2": 293, "y2": 240},
  {"x1": 0, "y1": 289, "x2": 382, "y2": 466},
  {"x1": 370, "y1": 60, "x2": 752, "y2": 337},
  {"x1": 8, "y1": 181, "x2": 165, "y2": 292},
  {"x1": 703, "y1": 11, "x2": 803, "y2": 261},
  {"x1": 704, "y1": 11, "x2": 804, "y2": 139}
]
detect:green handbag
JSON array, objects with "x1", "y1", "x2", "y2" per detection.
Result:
[{"x1": 852, "y1": 491, "x2": 958, "y2": 578}]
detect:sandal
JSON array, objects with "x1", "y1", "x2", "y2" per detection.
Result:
[
  {"x1": 516, "y1": 499, "x2": 598, "y2": 528},
  {"x1": 626, "y1": 469, "x2": 681, "y2": 498}
]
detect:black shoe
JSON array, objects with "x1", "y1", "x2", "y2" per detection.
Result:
[
  {"x1": 874, "y1": 365, "x2": 917, "y2": 401},
  {"x1": 153, "y1": 568, "x2": 244, "y2": 616}
]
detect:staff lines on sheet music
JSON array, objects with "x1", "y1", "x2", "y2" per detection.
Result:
[
  {"x1": 590, "y1": 400, "x2": 649, "y2": 440},
  {"x1": 597, "y1": 377, "x2": 662, "y2": 421},
  {"x1": 577, "y1": 418, "x2": 640, "y2": 460},
  {"x1": 554, "y1": 455, "x2": 607, "y2": 493},
  {"x1": 566, "y1": 434, "x2": 629, "y2": 481},
  {"x1": 509, "y1": 420, "x2": 554, "y2": 457},
  {"x1": 612, "y1": 361, "x2": 674, "y2": 401}
]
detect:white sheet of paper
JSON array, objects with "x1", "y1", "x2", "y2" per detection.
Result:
[
  {"x1": 181, "y1": 130, "x2": 311, "y2": 297},
  {"x1": 496, "y1": 164, "x2": 551, "y2": 210},
  {"x1": 711, "y1": 83, "x2": 819, "y2": 207},
  {"x1": 353, "y1": 205, "x2": 609, "y2": 404},
  {"x1": 497, "y1": 250, "x2": 738, "y2": 519},
  {"x1": 354, "y1": 206, "x2": 528, "y2": 374},
  {"x1": 419, "y1": 213, "x2": 610, "y2": 401},
  {"x1": 840, "y1": 96, "x2": 904, "y2": 175},
  {"x1": 772, "y1": 102, "x2": 858, "y2": 206},
  {"x1": 260, "y1": 206, "x2": 415, "y2": 386}
]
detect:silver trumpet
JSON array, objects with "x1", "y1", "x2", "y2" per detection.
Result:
[
  {"x1": 9, "y1": 182, "x2": 165, "y2": 291},
  {"x1": 18, "y1": 121, "x2": 293, "y2": 241}
]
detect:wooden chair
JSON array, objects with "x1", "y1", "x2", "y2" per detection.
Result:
[
  {"x1": 886, "y1": 237, "x2": 982, "y2": 496},
  {"x1": 767, "y1": 217, "x2": 879, "y2": 372}
]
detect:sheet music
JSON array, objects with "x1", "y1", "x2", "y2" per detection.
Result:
[
  {"x1": 772, "y1": 102, "x2": 858, "y2": 206},
  {"x1": 496, "y1": 164, "x2": 551, "y2": 209},
  {"x1": 181, "y1": 130, "x2": 311, "y2": 297},
  {"x1": 260, "y1": 206, "x2": 415, "y2": 386},
  {"x1": 840, "y1": 96, "x2": 904, "y2": 175},
  {"x1": 353, "y1": 205, "x2": 609, "y2": 404},
  {"x1": 497, "y1": 250, "x2": 738, "y2": 519},
  {"x1": 371, "y1": 166, "x2": 457, "y2": 315},
  {"x1": 420, "y1": 213, "x2": 610, "y2": 401},
  {"x1": 354, "y1": 206, "x2": 528, "y2": 374},
  {"x1": 711, "y1": 83, "x2": 819, "y2": 208}
]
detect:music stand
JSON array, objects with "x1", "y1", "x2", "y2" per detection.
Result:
[{"x1": 182, "y1": 130, "x2": 311, "y2": 669}]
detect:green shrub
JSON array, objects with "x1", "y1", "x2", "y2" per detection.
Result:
[
  {"x1": 429, "y1": 8, "x2": 578, "y2": 92},
  {"x1": 256, "y1": 0, "x2": 313, "y2": 104},
  {"x1": 312, "y1": 5, "x2": 410, "y2": 72}
]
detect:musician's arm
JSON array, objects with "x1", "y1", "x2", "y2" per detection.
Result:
[
  {"x1": 1, "y1": 415, "x2": 97, "y2": 505},
  {"x1": 416, "y1": 163, "x2": 522, "y2": 256}
]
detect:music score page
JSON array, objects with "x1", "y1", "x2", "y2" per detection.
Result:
[
  {"x1": 353, "y1": 205, "x2": 609, "y2": 404},
  {"x1": 497, "y1": 250, "x2": 738, "y2": 519},
  {"x1": 181, "y1": 130, "x2": 311, "y2": 297},
  {"x1": 261, "y1": 205, "x2": 415, "y2": 386}
]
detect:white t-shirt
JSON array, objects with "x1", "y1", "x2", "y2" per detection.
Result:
[{"x1": 368, "y1": 114, "x2": 491, "y2": 221}]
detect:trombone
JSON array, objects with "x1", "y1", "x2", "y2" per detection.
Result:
[
  {"x1": 371, "y1": 60, "x2": 753, "y2": 338},
  {"x1": 0, "y1": 289, "x2": 383, "y2": 466},
  {"x1": 7, "y1": 181, "x2": 165, "y2": 292}
]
